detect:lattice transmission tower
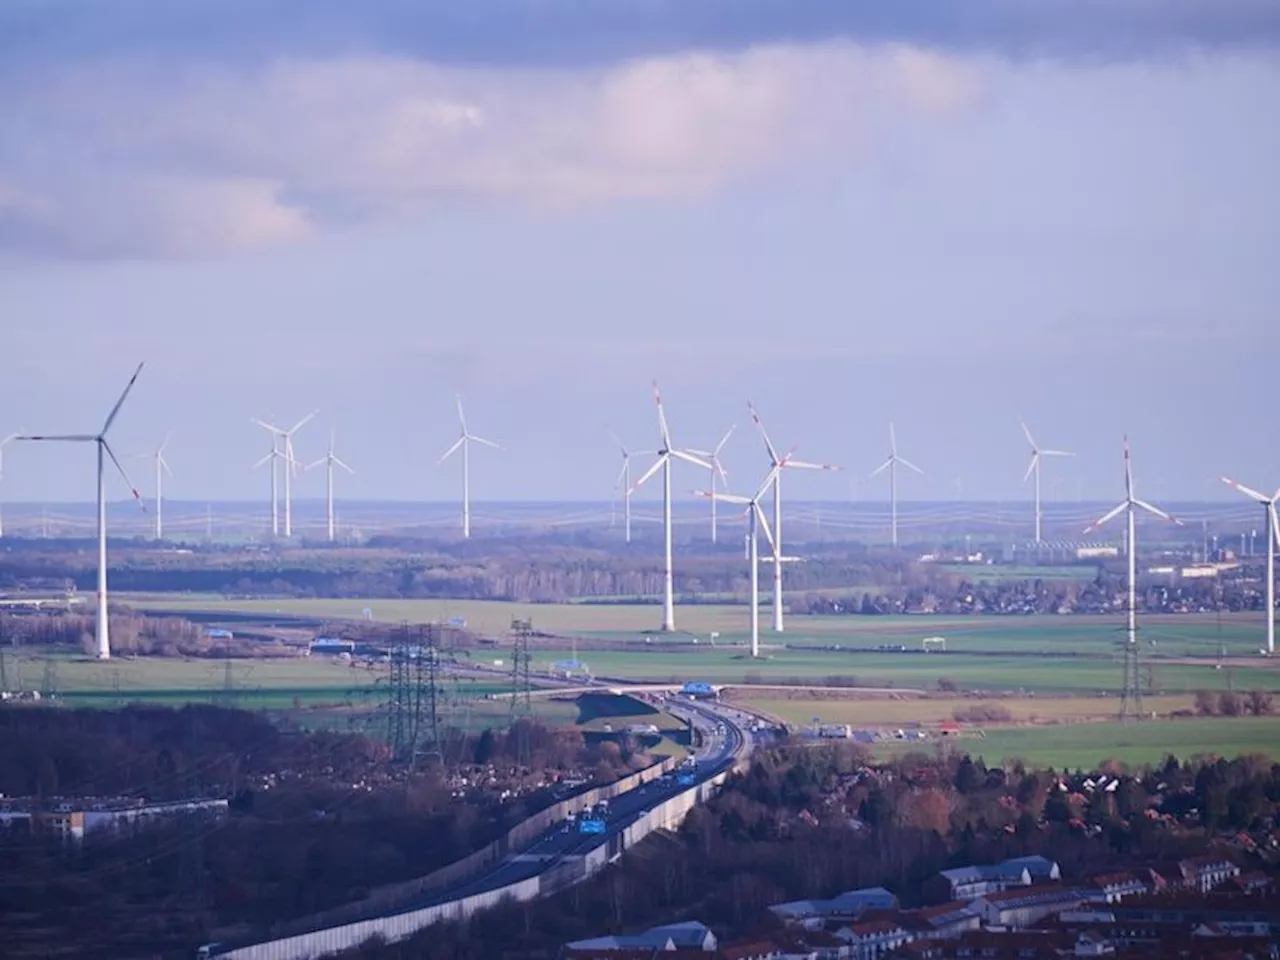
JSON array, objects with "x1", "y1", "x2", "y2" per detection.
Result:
[{"x1": 386, "y1": 622, "x2": 443, "y2": 768}]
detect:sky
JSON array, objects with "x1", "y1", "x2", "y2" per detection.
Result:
[{"x1": 1, "y1": 1, "x2": 1278, "y2": 506}]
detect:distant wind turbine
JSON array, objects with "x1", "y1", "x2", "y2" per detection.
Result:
[
  {"x1": 0, "y1": 432, "x2": 19, "y2": 539},
  {"x1": 609, "y1": 430, "x2": 652, "y2": 544},
  {"x1": 438, "y1": 396, "x2": 499, "y2": 539},
  {"x1": 688, "y1": 424, "x2": 736, "y2": 545},
  {"x1": 748, "y1": 403, "x2": 839, "y2": 632},
  {"x1": 697, "y1": 465, "x2": 781, "y2": 659},
  {"x1": 870, "y1": 423, "x2": 923, "y2": 548},
  {"x1": 631, "y1": 383, "x2": 710, "y2": 632},
  {"x1": 135, "y1": 434, "x2": 173, "y2": 540},
  {"x1": 1021, "y1": 420, "x2": 1074, "y2": 544},
  {"x1": 18, "y1": 363, "x2": 147, "y2": 660},
  {"x1": 1221, "y1": 476, "x2": 1280, "y2": 656},
  {"x1": 252, "y1": 412, "x2": 316, "y2": 538},
  {"x1": 1084, "y1": 437, "x2": 1182, "y2": 657},
  {"x1": 308, "y1": 431, "x2": 355, "y2": 543}
]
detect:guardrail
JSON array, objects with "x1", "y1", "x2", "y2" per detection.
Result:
[
  {"x1": 209, "y1": 756, "x2": 679, "y2": 951},
  {"x1": 207, "y1": 706, "x2": 752, "y2": 960},
  {"x1": 210, "y1": 758, "x2": 741, "y2": 960}
]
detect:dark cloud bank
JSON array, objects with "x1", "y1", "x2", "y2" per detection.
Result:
[{"x1": 2, "y1": 0, "x2": 1277, "y2": 68}]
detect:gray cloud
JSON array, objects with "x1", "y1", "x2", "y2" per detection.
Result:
[
  {"x1": 1, "y1": 1, "x2": 1277, "y2": 68},
  {"x1": 0, "y1": 44, "x2": 984, "y2": 258}
]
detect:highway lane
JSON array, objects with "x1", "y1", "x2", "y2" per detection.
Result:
[
  {"x1": 205, "y1": 696, "x2": 750, "y2": 956},
  {"x1": 399, "y1": 696, "x2": 746, "y2": 910}
]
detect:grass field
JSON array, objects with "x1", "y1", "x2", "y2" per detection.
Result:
[
  {"x1": 956, "y1": 717, "x2": 1280, "y2": 770},
  {"x1": 128, "y1": 596, "x2": 1272, "y2": 659},
  {"x1": 731, "y1": 694, "x2": 1203, "y2": 727}
]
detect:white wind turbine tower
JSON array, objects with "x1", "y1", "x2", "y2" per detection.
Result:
[
  {"x1": 252, "y1": 412, "x2": 316, "y2": 539},
  {"x1": 18, "y1": 364, "x2": 146, "y2": 660},
  {"x1": 136, "y1": 435, "x2": 173, "y2": 540},
  {"x1": 870, "y1": 423, "x2": 923, "y2": 548},
  {"x1": 1221, "y1": 476, "x2": 1280, "y2": 656},
  {"x1": 688, "y1": 424, "x2": 736, "y2": 544},
  {"x1": 0, "y1": 432, "x2": 19, "y2": 539},
  {"x1": 609, "y1": 430, "x2": 652, "y2": 544},
  {"x1": 631, "y1": 383, "x2": 710, "y2": 632},
  {"x1": 438, "y1": 396, "x2": 499, "y2": 539},
  {"x1": 307, "y1": 431, "x2": 355, "y2": 543},
  {"x1": 697, "y1": 465, "x2": 781, "y2": 658},
  {"x1": 1083, "y1": 437, "x2": 1182, "y2": 654},
  {"x1": 749, "y1": 403, "x2": 840, "y2": 632},
  {"x1": 252, "y1": 432, "x2": 283, "y2": 537},
  {"x1": 1021, "y1": 420, "x2": 1074, "y2": 544}
]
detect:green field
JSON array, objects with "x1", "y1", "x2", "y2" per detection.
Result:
[
  {"x1": 956, "y1": 717, "x2": 1280, "y2": 770},
  {"x1": 127, "y1": 596, "x2": 1272, "y2": 660}
]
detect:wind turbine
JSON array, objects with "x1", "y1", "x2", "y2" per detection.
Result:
[
  {"x1": 688, "y1": 424, "x2": 736, "y2": 545},
  {"x1": 631, "y1": 383, "x2": 710, "y2": 632},
  {"x1": 136, "y1": 435, "x2": 172, "y2": 540},
  {"x1": 1021, "y1": 420, "x2": 1074, "y2": 544},
  {"x1": 697, "y1": 465, "x2": 781, "y2": 658},
  {"x1": 252, "y1": 411, "x2": 316, "y2": 539},
  {"x1": 307, "y1": 431, "x2": 355, "y2": 543},
  {"x1": 609, "y1": 430, "x2": 652, "y2": 544},
  {"x1": 748, "y1": 403, "x2": 840, "y2": 632},
  {"x1": 438, "y1": 396, "x2": 499, "y2": 539},
  {"x1": 0, "y1": 432, "x2": 19, "y2": 539},
  {"x1": 1084, "y1": 437, "x2": 1182, "y2": 655},
  {"x1": 252, "y1": 432, "x2": 283, "y2": 537},
  {"x1": 1221, "y1": 477, "x2": 1280, "y2": 656},
  {"x1": 18, "y1": 363, "x2": 146, "y2": 660},
  {"x1": 870, "y1": 422, "x2": 923, "y2": 548}
]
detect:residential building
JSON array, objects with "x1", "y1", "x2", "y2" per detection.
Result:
[
  {"x1": 972, "y1": 884, "x2": 1088, "y2": 928},
  {"x1": 770, "y1": 887, "x2": 900, "y2": 929},
  {"x1": 563, "y1": 921, "x2": 718, "y2": 955},
  {"x1": 926, "y1": 856, "x2": 1057, "y2": 903},
  {"x1": 1087, "y1": 871, "x2": 1151, "y2": 904},
  {"x1": 833, "y1": 919, "x2": 912, "y2": 958}
]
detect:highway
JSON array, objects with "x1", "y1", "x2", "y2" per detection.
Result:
[
  {"x1": 204, "y1": 696, "x2": 751, "y2": 957},
  {"x1": 380, "y1": 697, "x2": 746, "y2": 913}
]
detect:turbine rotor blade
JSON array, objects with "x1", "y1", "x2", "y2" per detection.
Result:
[
  {"x1": 1221, "y1": 476, "x2": 1270, "y2": 503},
  {"x1": 748, "y1": 403, "x2": 780, "y2": 466},
  {"x1": 1134, "y1": 498, "x2": 1181, "y2": 525},
  {"x1": 1041, "y1": 449, "x2": 1074, "y2": 458},
  {"x1": 333, "y1": 457, "x2": 355, "y2": 474},
  {"x1": 608, "y1": 428, "x2": 627, "y2": 457},
  {"x1": 471, "y1": 435, "x2": 500, "y2": 450},
  {"x1": 754, "y1": 502, "x2": 777, "y2": 555},
  {"x1": 889, "y1": 422, "x2": 898, "y2": 457},
  {"x1": 898, "y1": 456, "x2": 924, "y2": 476},
  {"x1": 652, "y1": 382, "x2": 671, "y2": 450},
  {"x1": 671, "y1": 449, "x2": 711, "y2": 470},
  {"x1": 782, "y1": 458, "x2": 839, "y2": 472},
  {"x1": 1083, "y1": 501, "x2": 1127, "y2": 534},
  {"x1": 1271, "y1": 503, "x2": 1280, "y2": 554},
  {"x1": 1023, "y1": 453, "x2": 1039, "y2": 484},
  {"x1": 869, "y1": 457, "x2": 893, "y2": 478},
  {"x1": 694, "y1": 490, "x2": 751, "y2": 505},
  {"x1": 715, "y1": 423, "x2": 736, "y2": 456},
  {"x1": 252, "y1": 418, "x2": 283, "y2": 435},
  {"x1": 1020, "y1": 420, "x2": 1037, "y2": 451},
  {"x1": 18, "y1": 434, "x2": 96, "y2": 442},
  {"x1": 455, "y1": 395, "x2": 467, "y2": 433},
  {"x1": 101, "y1": 362, "x2": 144, "y2": 435},
  {"x1": 103, "y1": 441, "x2": 147, "y2": 512},
  {"x1": 630, "y1": 453, "x2": 668, "y2": 492},
  {"x1": 437, "y1": 437, "x2": 465, "y2": 464},
  {"x1": 289, "y1": 410, "x2": 318, "y2": 435}
]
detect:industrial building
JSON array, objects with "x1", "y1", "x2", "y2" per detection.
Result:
[{"x1": 0, "y1": 796, "x2": 228, "y2": 841}]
